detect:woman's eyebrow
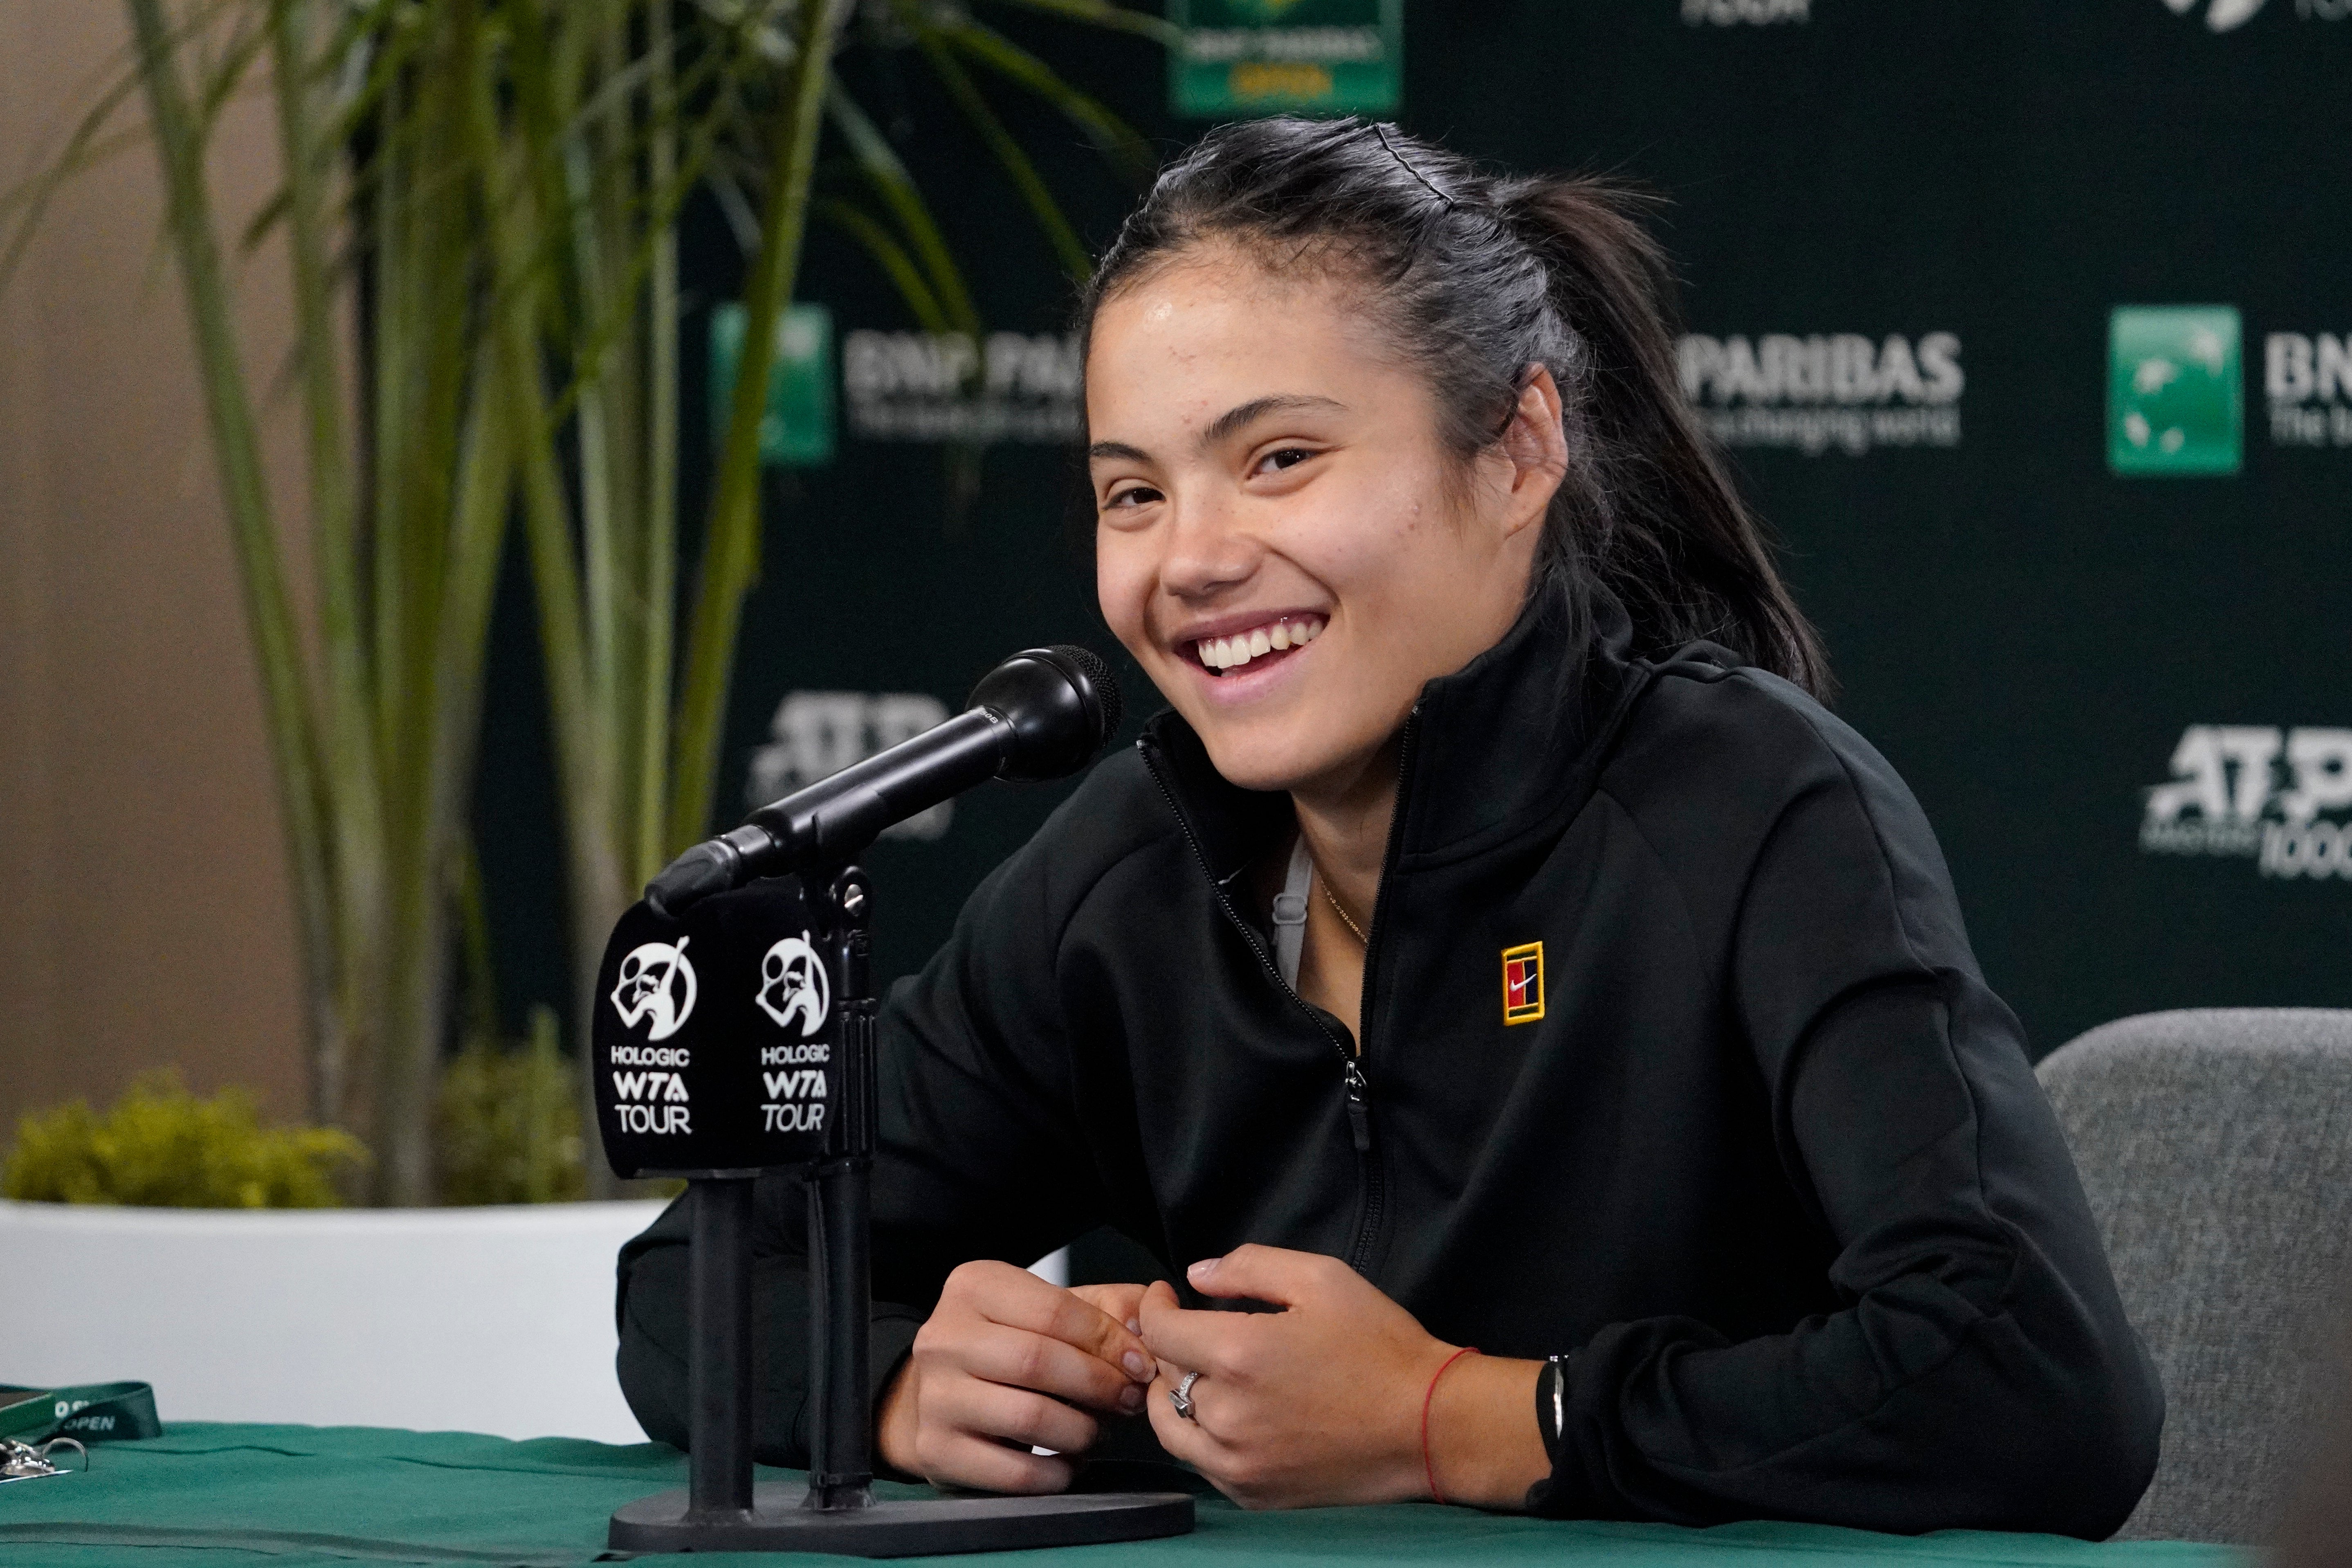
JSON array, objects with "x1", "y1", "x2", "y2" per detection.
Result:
[
  {"x1": 1196, "y1": 394, "x2": 1344, "y2": 452},
  {"x1": 1086, "y1": 394, "x2": 1347, "y2": 467}
]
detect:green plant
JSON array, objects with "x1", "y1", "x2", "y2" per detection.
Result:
[
  {"x1": 2, "y1": 1072, "x2": 368, "y2": 1208},
  {"x1": 497, "y1": 0, "x2": 1170, "y2": 1195},
  {"x1": 5, "y1": 0, "x2": 1165, "y2": 1202},
  {"x1": 436, "y1": 1006, "x2": 586, "y2": 1204}
]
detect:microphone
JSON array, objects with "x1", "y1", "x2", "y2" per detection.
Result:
[{"x1": 645, "y1": 644, "x2": 1123, "y2": 917}]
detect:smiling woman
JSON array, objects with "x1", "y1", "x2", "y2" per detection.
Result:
[{"x1": 614, "y1": 119, "x2": 2163, "y2": 1535}]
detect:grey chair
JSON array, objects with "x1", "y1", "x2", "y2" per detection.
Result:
[{"x1": 2038, "y1": 1009, "x2": 2352, "y2": 1543}]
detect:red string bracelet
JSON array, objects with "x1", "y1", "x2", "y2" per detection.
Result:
[{"x1": 1420, "y1": 1346, "x2": 1480, "y2": 1505}]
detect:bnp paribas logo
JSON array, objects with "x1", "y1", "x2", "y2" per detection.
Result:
[{"x1": 2108, "y1": 306, "x2": 2242, "y2": 476}]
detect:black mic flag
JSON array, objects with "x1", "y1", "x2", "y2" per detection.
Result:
[{"x1": 645, "y1": 644, "x2": 1121, "y2": 918}]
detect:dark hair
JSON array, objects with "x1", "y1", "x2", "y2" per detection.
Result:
[{"x1": 1078, "y1": 117, "x2": 1831, "y2": 699}]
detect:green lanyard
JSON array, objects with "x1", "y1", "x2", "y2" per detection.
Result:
[{"x1": 0, "y1": 1383, "x2": 161, "y2": 1444}]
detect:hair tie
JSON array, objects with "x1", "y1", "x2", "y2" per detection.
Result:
[{"x1": 1371, "y1": 123, "x2": 1456, "y2": 212}]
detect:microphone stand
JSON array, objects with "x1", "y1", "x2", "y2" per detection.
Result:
[{"x1": 606, "y1": 867, "x2": 1192, "y2": 1555}]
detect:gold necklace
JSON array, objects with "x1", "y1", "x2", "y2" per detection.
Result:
[{"x1": 1321, "y1": 877, "x2": 1368, "y2": 945}]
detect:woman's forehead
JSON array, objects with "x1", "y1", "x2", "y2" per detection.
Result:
[{"x1": 1088, "y1": 258, "x2": 1393, "y2": 396}]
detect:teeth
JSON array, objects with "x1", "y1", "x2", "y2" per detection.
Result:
[{"x1": 1195, "y1": 615, "x2": 1325, "y2": 672}]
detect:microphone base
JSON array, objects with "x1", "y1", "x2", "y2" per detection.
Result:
[{"x1": 607, "y1": 1485, "x2": 1195, "y2": 1557}]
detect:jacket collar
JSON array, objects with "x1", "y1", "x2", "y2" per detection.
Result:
[{"x1": 1140, "y1": 588, "x2": 1639, "y2": 881}]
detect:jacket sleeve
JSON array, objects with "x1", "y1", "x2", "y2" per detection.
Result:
[
  {"x1": 1530, "y1": 709, "x2": 2164, "y2": 1537},
  {"x1": 615, "y1": 838, "x2": 1112, "y2": 1465}
]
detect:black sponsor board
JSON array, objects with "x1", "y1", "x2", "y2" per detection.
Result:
[{"x1": 485, "y1": 1, "x2": 2352, "y2": 1075}]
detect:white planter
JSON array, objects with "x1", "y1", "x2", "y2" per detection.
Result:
[{"x1": 0, "y1": 1197, "x2": 669, "y2": 1443}]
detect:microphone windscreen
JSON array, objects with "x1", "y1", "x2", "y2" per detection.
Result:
[{"x1": 1048, "y1": 643, "x2": 1123, "y2": 744}]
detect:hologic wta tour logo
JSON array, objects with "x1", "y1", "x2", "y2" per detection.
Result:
[
  {"x1": 1677, "y1": 332, "x2": 1963, "y2": 455},
  {"x1": 611, "y1": 938, "x2": 698, "y2": 1040},
  {"x1": 2108, "y1": 307, "x2": 2242, "y2": 476},
  {"x1": 2142, "y1": 726, "x2": 2352, "y2": 880}
]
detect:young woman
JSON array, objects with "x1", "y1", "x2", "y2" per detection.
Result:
[{"x1": 617, "y1": 118, "x2": 2161, "y2": 1534}]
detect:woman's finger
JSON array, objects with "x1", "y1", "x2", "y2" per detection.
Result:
[
  {"x1": 914, "y1": 1429, "x2": 1076, "y2": 1496},
  {"x1": 1136, "y1": 1278, "x2": 1264, "y2": 1379},
  {"x1": 948, "y1": 1260, "x2": 1157, "y2": 1384},
  {"x1": 1184, "y1": 1243, "x2": 1339, "y2": 1309},
  {"x1": 1070, "y1": 1281, "x2": 1149, "y2": 1334},
  {"x1": 1144, "y1": 1364, "x2": 1224, "y2": 1461},
  {"x1": 925, "y1": 1372, "x2": 1103, "y2": 1458},
  {"x1": 951, "y1": 1320, "x2": 1147, "y2": 1415}
]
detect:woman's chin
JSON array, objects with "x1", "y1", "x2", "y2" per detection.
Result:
[{"x1": 1193, "y1": 725, "x2": 1364, "y2": 798}]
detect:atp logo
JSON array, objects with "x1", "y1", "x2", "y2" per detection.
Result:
[
  {"x1": 2141, "y1": 726, "x2": 2352, "y2": 880},
  {"x1": 756, "y1": 933, "x2": 830, "y2": 1036},
  {"x1": 611, "y1": 937, "x2": 698, "y2": 1041},
  {"x1": 2158, "y1": 0, "x2": 2267, "y2": 29},
  {"x1": 1682, "y1": 0, "x2": 1808, "y2": 22}
]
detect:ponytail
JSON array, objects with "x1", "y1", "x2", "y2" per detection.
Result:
[{"x1": 1081, "y1": 118, "x2": 1831, "y2": 700}]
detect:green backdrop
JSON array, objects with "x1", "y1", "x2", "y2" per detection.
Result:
[{"x1": 477, "y1": 0, "x2": 2352, "y2": 1081}]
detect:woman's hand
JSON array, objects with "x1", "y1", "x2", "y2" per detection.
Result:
[
  {"x1": 876, "y1": 1261, "x2": 1157, "y2": 1494},
  {"x1": 1137, "y1": 1245, "x2": 1547, "y2": 1510}
]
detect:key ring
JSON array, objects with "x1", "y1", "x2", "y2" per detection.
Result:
[{"x1": 0, "y1": 1435, "x2": 88, "y2": 1483}]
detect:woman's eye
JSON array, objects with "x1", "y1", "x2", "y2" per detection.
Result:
[
  {"x1": 1103, "y1": 484, "x2": 1162, "y2": 509},
  {"x1": 1255, "y1": 447, "x2": 1318, "y2": 475}
]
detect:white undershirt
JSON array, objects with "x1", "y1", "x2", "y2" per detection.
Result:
[{"x1": 1272, "y1": 835, "x2": 1312, "y2": 989}]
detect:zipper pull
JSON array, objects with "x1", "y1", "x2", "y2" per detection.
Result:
[{"x1": 1343, "y1": 1060, "x2": 1372, "y2": 1152}]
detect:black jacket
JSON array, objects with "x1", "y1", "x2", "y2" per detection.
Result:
[{"x1": 616, "y1": 595, "x2": 2163, "y2": 1536}]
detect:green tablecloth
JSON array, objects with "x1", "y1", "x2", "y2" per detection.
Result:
[{"x1": 0, "y1": 1424, "x2": 2243, "y2": 1568}]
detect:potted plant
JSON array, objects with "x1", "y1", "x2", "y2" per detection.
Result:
[{"x1": 5, "y1": 0, "x2": 1168, "y2": 1203}]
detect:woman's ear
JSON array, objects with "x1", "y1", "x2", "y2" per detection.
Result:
[{"x1": 1495, "y1": 364, "x2": 1568, "y2": 539}]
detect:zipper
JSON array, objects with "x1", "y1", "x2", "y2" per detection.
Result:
[
  {"x1": 1138, "y1": 711, "x2": 1420, "y2": 1276},
  {"x1": 1342, "y1": 1060, "x2": 1371, "y2": 1152},
  {"x1": 1341, "y1": 708, "x2": 1419, "y2": 1273}
]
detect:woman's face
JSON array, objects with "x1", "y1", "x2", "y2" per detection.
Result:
[{"x1": 1087, "y1": 247, "x2": 1559, "y2": 798}]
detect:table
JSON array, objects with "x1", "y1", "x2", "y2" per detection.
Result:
[{"x1": 0, "y1": 1425, "x2": 2245, "y2": 1568}]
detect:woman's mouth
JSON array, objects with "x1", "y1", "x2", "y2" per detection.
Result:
[{"x1": 1191, "y1": 614, "x2": 1325, "y2": 677}]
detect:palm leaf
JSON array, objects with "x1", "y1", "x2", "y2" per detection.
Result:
[
  {"x1": 973, "y1": 0, "x2": 1182, "y2": 48},
  {"x1": 912, "y1": 29, "x2": 1092, "y2": 281},
  {"x1": 938, "y1": 17, "x2": 1154, "y2": 185},
  {"x1": 824, "y1": 85, "x2": 981, "y2": 337},
  {"x1": 815, "y1": 195, "x2": 951, "y2": 334}
]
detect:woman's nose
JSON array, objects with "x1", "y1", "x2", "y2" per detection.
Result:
[{"x1": 1156, "y1": 501, "x2": 1258, "y2": 602}]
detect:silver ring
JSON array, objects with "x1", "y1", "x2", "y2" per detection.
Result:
[{"x1": 1169, "y1": 1370, "x2": 1202, "y2": 1422}]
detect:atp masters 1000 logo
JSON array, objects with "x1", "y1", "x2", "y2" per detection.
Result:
[
  {"x1": 1682, "y1": 0, "x2": 1808, "y2": 22},
  {"x1": 2154, "y1": 0, "x2": 2349, "y2": 29},
  {"x1": 2141, "y1": 726, "x2": 2352, "y2": 880}
]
